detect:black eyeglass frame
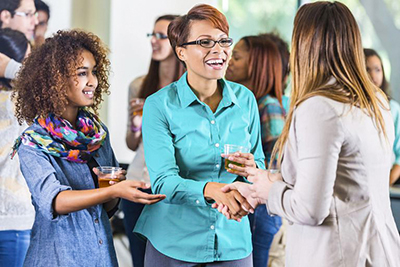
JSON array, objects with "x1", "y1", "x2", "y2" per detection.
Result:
[{"x1": 180, "y1": 38, "x2": 234, "y2": 48}]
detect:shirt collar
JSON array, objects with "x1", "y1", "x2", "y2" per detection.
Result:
[{"x1": 177, "y1": 72, "x2": 240, "y2": 108}]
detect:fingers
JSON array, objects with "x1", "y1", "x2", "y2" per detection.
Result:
[
  {"x1": 240, "y1": 199, "x2": 255, "y2": 214},
  {"x1": 247, "y1": 174, "x2": 255, "y2": 183},
  {"x1": 116, "y1": 170, "x2": 127, "y2": 181},
  {"x1": 226, "y1": 164, "x2": 249, "y2": 177},
  {"x1": 246, "y1": 168, "x2": 263, "y2": 183},
  {"x1": 131, "y1": 190, "x2": 166, "y2": 202},
  {"x1": 134, "y1": 196, "x2": 165, "y2": 205},
  {"x1": 220, "y1": 183, "x2": 237, "y2": 193},
  {"x1": 221, "y1": 205, "x2": 231, "y2": 220},
  {"x1": 223, "y1": 152, "x2": 256, "y2": 167},
  {"x1": 231, "y1": 191, "x2": 250, "y2": 217},
  {"x1": 92, "y1": 167, "x2": 100, "y2": 175}
]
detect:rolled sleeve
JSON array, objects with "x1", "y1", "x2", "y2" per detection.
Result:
[
  {"x1": 5, "y1": 59, "x2": 21, "y2": 79},
  {"x1": 18, "y1": 144, "x2": 71, "y2": 221},
  {"x1": 142, "y1": 96, "x2": 209, "y2": 207}
]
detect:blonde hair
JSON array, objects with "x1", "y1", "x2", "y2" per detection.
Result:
[{"x1": 271, "y1": 1, "x2": 387, "y2": 168}]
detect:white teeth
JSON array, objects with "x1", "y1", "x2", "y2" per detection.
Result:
[
  {"x1": 84, "y1": 91, "x2": 93, "y2": 95},
  {"x1": 206, "y1": 59, "x2": 224, "y2": 64}
]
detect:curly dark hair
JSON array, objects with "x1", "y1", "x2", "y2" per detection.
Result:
[{"x1": 12, "y1": 29, "x2": 110, "y2": 124}]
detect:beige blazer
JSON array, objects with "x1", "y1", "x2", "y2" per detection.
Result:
[{"x1": 268, "y1": 96, "x2": 400, "y2": 266}]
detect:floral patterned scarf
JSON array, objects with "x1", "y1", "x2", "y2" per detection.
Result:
[{"x1": 13, "y1": 109, "x2": 107, "y2": 163}]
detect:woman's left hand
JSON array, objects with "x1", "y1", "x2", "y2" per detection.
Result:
[
  {"x1": 221, "y1": 152, "x2": 256, "y2": 177},
  {"x1": 247, "y1": 167, "x2": 282, "y2": 204}
]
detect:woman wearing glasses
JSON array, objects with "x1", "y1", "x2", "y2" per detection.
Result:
[
  {"x1": 123, "y1": 14, "x2": 184, "y2": 267},
  {"x1": 134, "y1": 4, "x2": 265, "y2": 266}
]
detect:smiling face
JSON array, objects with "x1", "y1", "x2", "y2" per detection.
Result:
[
  {"x1": 1, "y1": 0, "x2": 38, "y2": 40},
  {"x1": 366, "y1": 55, "x2": 384, "y2": 88},
  {"x1": 151, "y1": 19, "x2": 174, "y2": 61},
  {"x1": 176, "y1": 20, "x2": 231, "y2": 82},
  {"x1": 64, "y1": 50, "x2": 98, "y2": 113},
  {"x1": 225, "y1": 39, "x2": 250, "y2": 83}
]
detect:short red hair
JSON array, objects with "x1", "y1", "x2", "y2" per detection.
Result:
[{"x1": 168, "y1": 4, "x2": 229, "y2": 59}]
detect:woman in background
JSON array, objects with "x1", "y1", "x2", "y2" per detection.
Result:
[
  {"x1": 123, "y1": 14, "x2": 184, "y2": 267},
  {"x1": 0, "y1": 28, "x2": 33, "y2": 267},
  {"x1": 364, "y1": 48, "x2": 400, "y2": 186},
  {"x1": 225, "y1": 33, "x2": 289, "y2": 267}
]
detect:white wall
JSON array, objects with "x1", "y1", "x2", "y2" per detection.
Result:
[{"x1": 108, "y1": 0, "x2": 218, "y2": 163}]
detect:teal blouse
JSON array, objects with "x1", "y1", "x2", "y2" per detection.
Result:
[
  {"x1": 390, "y1": 99, "x2": 400, "y2": 165},
  {"x1": 134, "y1": 72, "x2": 265, "y2": 263}
]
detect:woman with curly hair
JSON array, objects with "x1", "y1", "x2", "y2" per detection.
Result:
[{"x1": 11, "y1": 29, "x2": 165, "y2": 266}]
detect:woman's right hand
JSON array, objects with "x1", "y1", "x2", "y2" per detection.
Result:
[
  {"x1": 204, "y1": 182, "x2": 253, "y2": 221},
  {"x1": 111, "y1": 180, "x2": 166, "y2": 205}
]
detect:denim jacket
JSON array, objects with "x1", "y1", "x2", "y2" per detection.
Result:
[{"x1": 18, "y1": 123, "x2": 119, "y2": 267}]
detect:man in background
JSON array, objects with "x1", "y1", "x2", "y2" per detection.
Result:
[
  {"x1": 0, "y1": 0, "x2": 39, "y2": 79},
  {"x1": 0, "y1": 0, "x2": 38, "y2": 40}
]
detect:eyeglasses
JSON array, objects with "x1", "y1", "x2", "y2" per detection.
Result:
[
  {"x1": 181, "y1": 38, "x2": 233, "y2": 48},
  {"x1": 14, "y1": 11, "x2": 38, "y2": 19},
  {"x1": 147, "y1": 33, "x2": 168, "y2": 40}
]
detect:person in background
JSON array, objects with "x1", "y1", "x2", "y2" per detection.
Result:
[
  {"x1": 12, "y1": 29, "x2": 165, "y2": 266},
  {"x1": 0, "y1": 0, "x2": 38, "y2": 80},
  {"x1": 217, "y1": 2, "x2": 400, "y2": 266},
  {"x1": 0, "y1": 28, "x2": 33, "y2": 267},
  {"x1": 0, "y1": 0, "x2": 38, "y2": 40},
  {"x1": 123, "y1": 14, "x2": 184, "y2": 267},
  {"x1": 225, "y1": 33, "x2": 289, "y2": 267},
  {"x1": 364, "y1": 48, "x2": 400, "y2": 186},
  {"x1": 33, "y1": 0, "x2": 49, "y2": 46},
  {"x1": 135, "y1": 4, "x2": 265, "y2": 266},
  {"x1": 262, "y1": 33, "x2": 291, "y2": 113}
]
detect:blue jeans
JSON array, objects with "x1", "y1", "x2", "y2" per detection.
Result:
[
  {"x1": 0, "y1": 230, "x2": 31, "y2": 267},
  {"x1": 248, "y1": 205, "x2": 281, "y2": 267},
  {"x1": 121, "y1": 189, "x2": 151, "y2": 267}
]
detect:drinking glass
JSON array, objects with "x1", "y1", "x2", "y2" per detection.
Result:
[
  {"x1": 224, "y1": 144, "x2": 250, "y2": 170},
  {"x1": 132, "y1": 98, "x2": 145, "y2": 116},
  {"x1": 95, "y1": 166, "x2": 123, "y2": 188}
]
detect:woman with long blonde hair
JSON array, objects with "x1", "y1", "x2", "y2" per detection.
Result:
[{"x1": 215, "y1": 1, "x2": 400, "y2": 266}]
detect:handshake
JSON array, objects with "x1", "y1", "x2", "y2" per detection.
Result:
[{"x1": 204, "y1": 152, "x2": 282, "y2": 222}]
